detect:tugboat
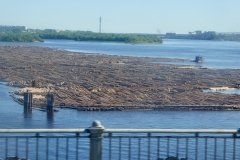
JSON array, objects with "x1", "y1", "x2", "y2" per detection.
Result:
[{"x1": 195, "y1": 56, "x2": 203, "y2": 63}]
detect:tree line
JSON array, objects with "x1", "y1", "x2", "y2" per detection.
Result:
[
  {"x1": 0, "y1": 30, "x2": 163, "y2": 44},
  {"x1": 0, "y1": 32, "x2": 43, "y2": 42}
]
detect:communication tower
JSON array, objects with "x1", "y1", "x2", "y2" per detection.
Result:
[{"x1": 99, "y1": 16, "x2": 101, "y2": 33}]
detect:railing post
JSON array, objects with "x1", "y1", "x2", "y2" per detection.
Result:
[{"x1": 89, "y1": 120, "x2": 105, "y2": 160}]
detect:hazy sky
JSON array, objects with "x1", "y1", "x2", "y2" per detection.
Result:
[{"x1": 1, "y1": 0, "x2": 239, "y2": 34}]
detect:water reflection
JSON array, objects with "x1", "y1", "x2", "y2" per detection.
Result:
[
  {"x1": 23, "y1": 105, "x2": 32, "y2": 118},
  {"x1": 47, "y1": 111, "x2": 54, "y2": 121},
  {"x1": 23, "y1": 111, "x2": 32, "y2": 118}
]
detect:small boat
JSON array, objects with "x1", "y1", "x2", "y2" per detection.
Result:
[{"x1": 195, "y1": 56, "x2": 204, "y2": 63}]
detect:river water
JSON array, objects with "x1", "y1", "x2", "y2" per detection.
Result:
[
  {"x1": 0, "y1": 39, "x2": 240, "y2": 69},
  {"x1": 0, "y1": 39, "x2": 240, "y2": 159}
]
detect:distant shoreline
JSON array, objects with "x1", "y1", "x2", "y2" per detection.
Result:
[{"x1": 0, "y1": 31, "x2": 163, "y2": 44}]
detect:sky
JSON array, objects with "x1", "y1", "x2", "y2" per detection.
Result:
[{"x1": 0, "y1": 0, "x2": 240, "y2": 34}]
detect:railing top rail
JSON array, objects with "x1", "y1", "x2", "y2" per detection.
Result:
[
  {"x1": 0, "y1": 129, "x2": 88, "y2": 133},
  {"x1": 103, "y1": 129, "x2": 240, "y2": 134},
  {"x1": 0, "y1": 128, "x2": 239, "y2": 134}
]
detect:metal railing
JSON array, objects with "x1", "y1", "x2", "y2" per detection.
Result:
[{"x1": 0, "y1": 121, "x2": 240, "y2": 160}]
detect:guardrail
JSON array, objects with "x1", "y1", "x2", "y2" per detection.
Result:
[{"x1": 0, "y1": 120, "x2": 240, "y2": 160}]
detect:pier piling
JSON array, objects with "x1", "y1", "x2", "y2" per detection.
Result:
[
  {"x1": 32, "y1": 80, "x2": 36, "y2": 87},
  {"x1": 46, "y1": 93, "x2": 54, "y2": 113},
  {"x1": 23, "y1": 92, "x2": 32, "y2": 114}
]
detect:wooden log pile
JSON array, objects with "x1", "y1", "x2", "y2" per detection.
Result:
[{"x1": 0, "y1": 45, "x2": 240, "y2": 109}]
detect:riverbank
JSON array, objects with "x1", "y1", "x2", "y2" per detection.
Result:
[{"x1": 0, "y1": 45, "x2": 240, "y2": 109}]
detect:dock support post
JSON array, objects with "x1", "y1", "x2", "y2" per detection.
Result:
[
  {"x1": 24, "y1": 92, "x2": 32, "y2": 114},
  {"x1": 32, "y1": 80, "x2": 36, "y2": 87},
  {"x1": 89, "y1": 120, "x2": 104, "y2": 160},
  {"x1": 46, "y1": 93, "x2": 54, "y2": 112}
]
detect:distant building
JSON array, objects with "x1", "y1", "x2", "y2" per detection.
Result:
[
  {"x1": 206, "y1": 31, "x2": 216, "y2": 34},
  {"x1": 203, "y1": 31, "x2": 216, "y2": 35},
  {"x1": 189, "y1": 30, "x2": 202, "y2": 35},
  {"x1": 166, "y1": 32, "x2": 176, "y2": 36},
  {"x1": 188, "y1": 31, "x2": 194, "y2": 35},
  {"x1": 44, "y1": 29, "x2": 59, "y2": 32},
  {"x1": 0, "y1": 25, "x2": 27, "y2": 32},
  {"x1": 195, "y1": 30, "x2": 202, "y2": 35},
  {"x1": 165, "y1": 32, "x2": 176, "y2": 38}
]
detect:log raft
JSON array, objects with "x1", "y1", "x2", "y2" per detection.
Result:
[{"x1": 0, "y1": 45, "x2": 239, "y2": 110}]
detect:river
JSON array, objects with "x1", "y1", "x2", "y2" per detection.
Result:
[
  {"x1": 0, "y1": 39, "x2": 240, "y2": 69},
  {"x1": 0, "y1": 39, "x2": 240, "y2": 159}
]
